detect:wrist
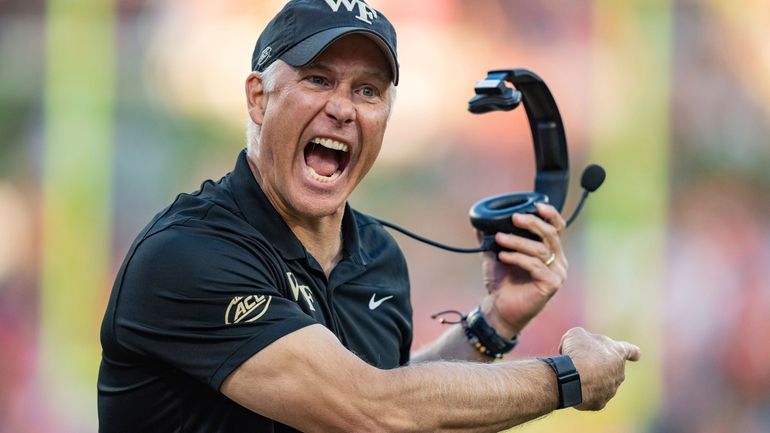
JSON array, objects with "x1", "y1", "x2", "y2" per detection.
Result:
[
  {"x1": 463, "y1": 307, "x2": 519, "y2": 359},
  {"x1": 480, "y1": 296, "x2": 519, "y2": 339},
  {"x1": 540, "y1": 355, "x2": 582, "y2": 409}
]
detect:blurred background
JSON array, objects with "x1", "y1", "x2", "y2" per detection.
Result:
[{"x1": 1, "y1": 0, "x2": 769, "y2": 431}]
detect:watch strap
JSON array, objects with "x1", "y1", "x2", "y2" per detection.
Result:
[{"x1": 541, "y1": 355, "x2": 582, "y2": 408}]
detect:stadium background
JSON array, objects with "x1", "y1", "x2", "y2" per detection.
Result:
[{"x1": 1, "y1": 0, "x2": 769, "y2": 431}]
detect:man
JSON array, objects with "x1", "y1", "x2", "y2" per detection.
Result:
[{"x1": 98, "y1": 1, "x2": 640, "y2": 432}]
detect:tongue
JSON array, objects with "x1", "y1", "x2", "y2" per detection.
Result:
[{"x1": 305, "y1": 144, "x2": 340, "y2": 177}]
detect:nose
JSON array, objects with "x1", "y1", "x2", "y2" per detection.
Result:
[{"x1": 324, "y1": 88, "x2": 356, "y2": 126}]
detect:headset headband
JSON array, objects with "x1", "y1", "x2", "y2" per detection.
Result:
[
  {"x1": 469, "y1": 69, "x2": 570, "y2": 211},
  {"x1": 376, "y1": 68, "x2": 599, "y2": 253}
]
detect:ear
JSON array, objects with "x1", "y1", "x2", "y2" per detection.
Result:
[{"x1": 245, "y1": 72, "x2": 267, "y2": 126}]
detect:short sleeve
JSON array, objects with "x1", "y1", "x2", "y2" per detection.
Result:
[{"x1": 111, "y1": 226, "x2": 317, "y2": 391}]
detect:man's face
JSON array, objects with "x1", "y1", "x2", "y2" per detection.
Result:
[{"x1": 246, "y1": 34, "x2": 392, "y2": 221}]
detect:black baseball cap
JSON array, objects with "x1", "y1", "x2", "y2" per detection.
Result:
[{"x1": 252, "y1": 0, "x2": 399, "y2": 85}]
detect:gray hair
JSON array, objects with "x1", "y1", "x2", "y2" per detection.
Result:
[
  {"x1": 245, "y1": 60, "x2": 397, "y2": 156},
  {"x1": 246, "y1": 60, "x2": 282, "y2": 158}
]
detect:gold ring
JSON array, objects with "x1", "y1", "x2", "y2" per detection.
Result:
[{"x1": 544, "y1": 252, "x2": 556, "y2": 266}]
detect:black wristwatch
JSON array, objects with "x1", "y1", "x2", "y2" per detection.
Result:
[{"x1": 541, "y1": 355, "x2": 582, "y2": 408}]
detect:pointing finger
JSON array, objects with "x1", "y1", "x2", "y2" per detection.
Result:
[{"x1": 619, "y1": 341, "x2": 641, "y2": 362}]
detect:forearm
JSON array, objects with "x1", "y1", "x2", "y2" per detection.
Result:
[
  {"x1": 378, "y1": 358, "x2": 558, "y2": 432},
  {"x1": 412, "y1": 298, "x2": 518, "y2": 364},
  {"x1": 223, "y1": 325, "x2": 559, "y2": 433},
  {"x1": 411, "y1": 324, "x2": 489, "y2": 363}
]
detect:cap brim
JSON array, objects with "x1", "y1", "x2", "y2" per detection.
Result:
[{"x1": 281, "y1": 27, "x2": 399, "y2": 85}]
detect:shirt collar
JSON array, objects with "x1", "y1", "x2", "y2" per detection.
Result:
[{"x1": 228, "y1": 149, "x2": 367, "y2": 266}]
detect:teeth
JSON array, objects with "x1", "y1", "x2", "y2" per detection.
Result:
[
  {"x1": 311, "y1": 137, "x2": 349, "y2": 152},
  {"x1": 306, "y1": 166, "x2": 342, "y2": 183}
]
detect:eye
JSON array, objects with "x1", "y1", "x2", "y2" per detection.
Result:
[
  {"x1": 359, "y1": 85, "x2": 380, "y2": 98},
  {"x1": 306, "y1": 75, "x2": 329, "y2": 86}
]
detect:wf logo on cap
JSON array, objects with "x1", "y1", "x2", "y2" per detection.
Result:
[
  {"x1": 256, "y1": 47, "x2": 272, "y2": 67},
  {"x1": 322, "y1": 0, "x2": 378, "y2": 24}
]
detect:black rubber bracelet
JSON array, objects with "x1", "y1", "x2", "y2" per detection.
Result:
[
  {"x1": 463, "y1": 307, "x2": 518, "y2": 359},
  {"x1": 541, "y1": 355, "x2": 582, "y2": 408}
]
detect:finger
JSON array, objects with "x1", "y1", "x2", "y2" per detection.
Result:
[
  {"x1": 618, "y1": 341, "x2": 642, "y2": 362},
  {"x1": 497, "y1": 251, "x2": 544, "y2": 272},
  {"x1": 497, "y1": 251, "x2": 563, "y2": 290},
  {"x1": 535, "y1": 202, "x2": 567, "y2": 233},
  {"x1": 494, "y1": 232, "x2": 553, "y2": 264},
  {"x1": 512, "y1": 213, "x2": 563, "y2": 256}
]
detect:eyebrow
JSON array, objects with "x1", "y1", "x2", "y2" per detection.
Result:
[{"x1": 302, "y1": 61, "x2": 390, "y2": 83}]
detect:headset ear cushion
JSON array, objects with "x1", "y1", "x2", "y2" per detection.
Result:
[{"x1": 469, "y1": 192, "x2": 548, "y2": 240}]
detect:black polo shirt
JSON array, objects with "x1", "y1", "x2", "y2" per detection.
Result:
[{"x1": 98, "y1": 149, "x2": 413, "y2": 433}]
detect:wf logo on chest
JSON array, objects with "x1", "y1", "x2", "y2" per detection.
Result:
[
  {"x1": 322, "y1": 0, "x2": 378, "y2": 24},
  {"x1": 287, "y1": 272, "x2": 316, "y2": 312}
]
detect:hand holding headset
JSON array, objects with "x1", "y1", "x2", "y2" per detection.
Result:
[{"x1": 375, "y1": 68, "x2": 605, "y2": 253}]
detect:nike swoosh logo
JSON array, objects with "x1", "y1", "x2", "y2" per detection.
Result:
[{"x1": 368, "y1": 294, "x2": 394, "y2": 310}]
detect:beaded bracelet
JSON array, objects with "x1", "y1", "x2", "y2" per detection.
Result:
[{"x1": 432, "y1": 307, "x2": 519, "y2": 359}]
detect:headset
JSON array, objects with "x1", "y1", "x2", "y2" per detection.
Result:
[{"x1": 375, "y1": 68, "x2": 605, "y2": 253}]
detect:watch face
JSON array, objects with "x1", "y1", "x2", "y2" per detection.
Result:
[
  {"x1": 559, "y1": 372, "x2": 583, "y2": 408},
  {"x1": 544, "y1": 355, "x2": 583, "y2": 408}
]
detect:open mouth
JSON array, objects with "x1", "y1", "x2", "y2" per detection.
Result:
[{"x1": 303, "y1": 137, "x2": 351, "y2": 183}]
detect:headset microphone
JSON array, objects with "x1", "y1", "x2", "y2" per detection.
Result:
[
  {"x1": 373, "y1": 68, "x2": 605, "y2": 254},
  {"x1": 565, "y1": 164, "x2": 606, "y2": 227},
  {"x1": 580, "y1": 164, "x2": 606, "y2": 193}
]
